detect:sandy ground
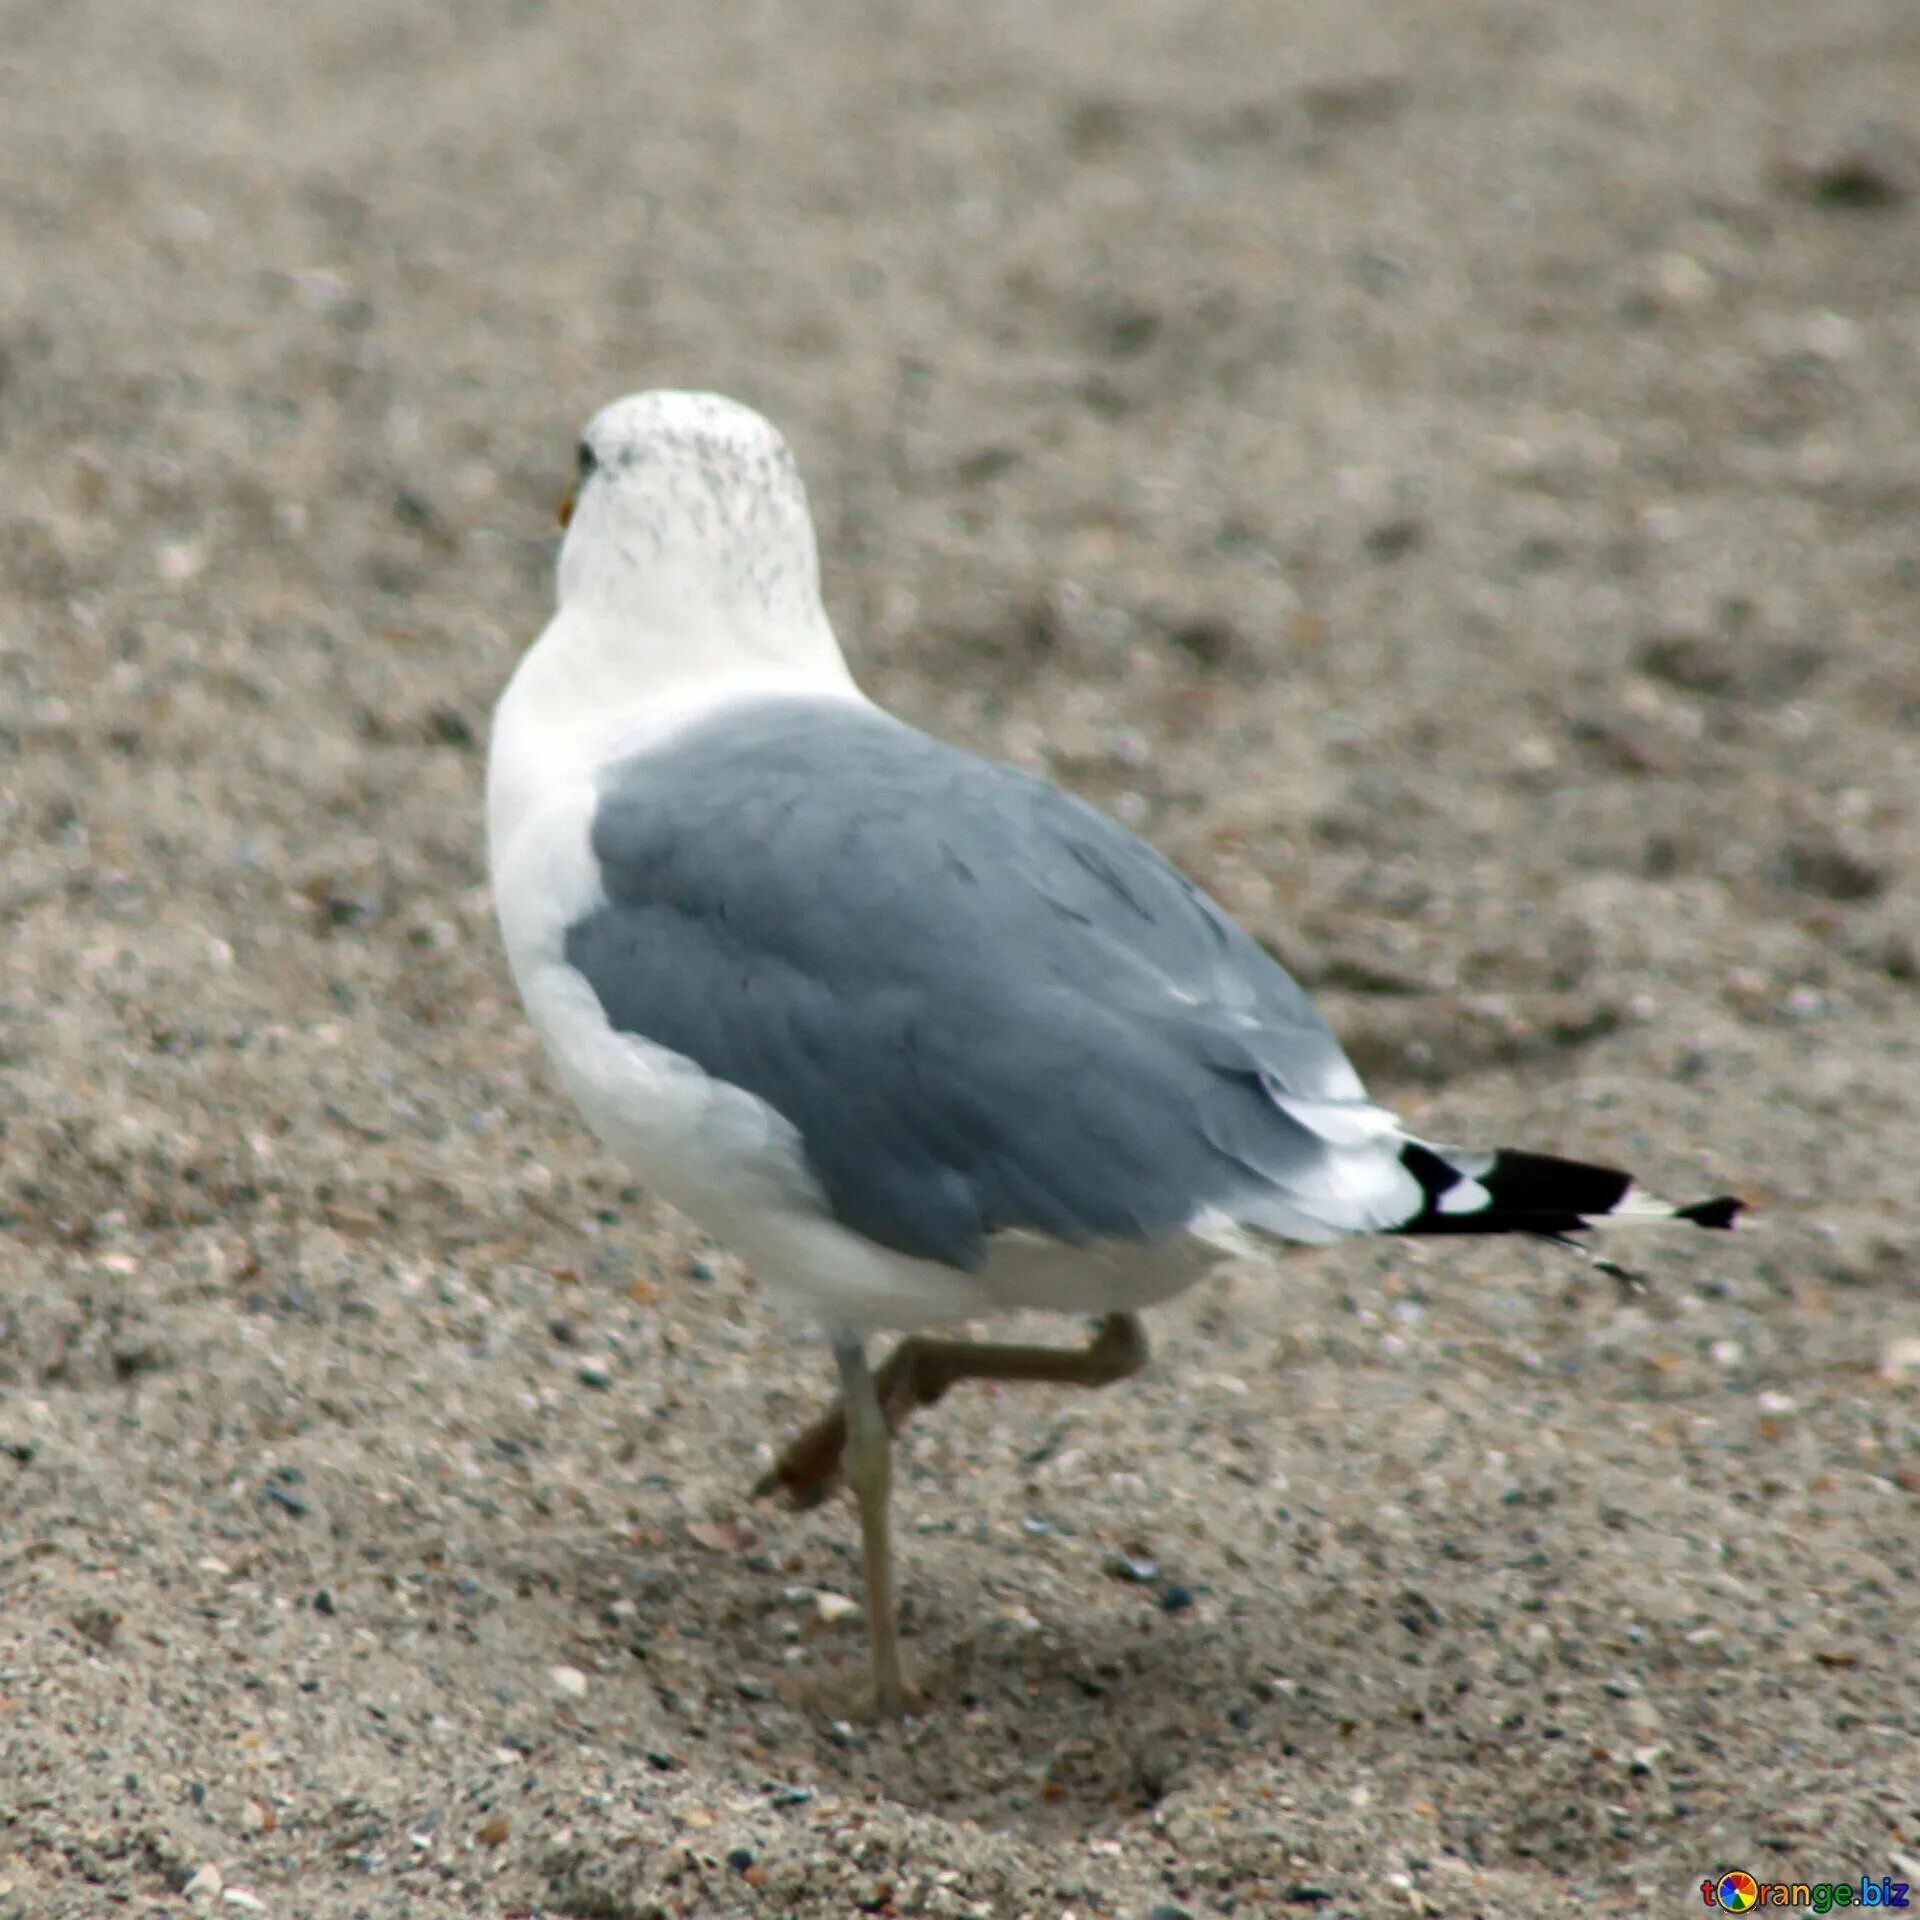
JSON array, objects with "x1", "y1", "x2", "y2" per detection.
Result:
[{"x1": 4, "y1": 2, "x2": 1920, "y2": 1915}]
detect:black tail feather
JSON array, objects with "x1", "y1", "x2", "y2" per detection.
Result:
[
  {"x1": 1672, "y1": 1195, "x2": 1743, "y2": 1231},
  {"x1": 1393, "y1": 1139, "x2": 1745, "y2": 1241}
]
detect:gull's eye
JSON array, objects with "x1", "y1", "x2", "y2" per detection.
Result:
[{"x1": 559, "y1": 440, "x2": 598, "y2": 529}]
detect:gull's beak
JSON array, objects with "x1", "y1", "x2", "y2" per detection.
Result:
[{"x1": 556, "y1": 482, "x2": 578, "y2": 530}]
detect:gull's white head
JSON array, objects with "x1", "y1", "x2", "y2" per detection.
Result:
[
  {"x1": 556, "y1": 389, "x2": 841, "y2": 678},
  {"x1": 489, "y1": 393, "x2": 856, "y2": 863}
]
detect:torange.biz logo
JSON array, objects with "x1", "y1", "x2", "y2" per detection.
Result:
[{"x1": 1702, "y1": 1870, "x2": 1911, "y2": 1913}]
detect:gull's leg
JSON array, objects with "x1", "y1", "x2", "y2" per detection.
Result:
[
  {"x1": 832, "y1": 1334, "x2": 908, "y2": 1719},
  {"x1": 759, "y1": 1314, "x2": 1149, "y2": 1511}
]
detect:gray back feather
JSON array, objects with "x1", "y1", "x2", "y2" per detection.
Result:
[{"x1": 566, "y1": 700, "x2": 1364, "y2": 1270}]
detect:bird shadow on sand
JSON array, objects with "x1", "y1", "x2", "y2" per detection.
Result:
[
  {"x1": 788, "y1": 1616, "x2": 1296, "y2": 1829},
  {"x1": 555, "y1": 1521, "x2": 1334, "y2": 1834}
]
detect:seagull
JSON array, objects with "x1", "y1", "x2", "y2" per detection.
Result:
[{"x1": 485, "y1": 389, "x2": 1743, "y2": 1718}]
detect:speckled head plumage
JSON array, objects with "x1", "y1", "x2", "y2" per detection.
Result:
[{"x1": 556, "y1": 390, "x2": 831, "y2": 654}]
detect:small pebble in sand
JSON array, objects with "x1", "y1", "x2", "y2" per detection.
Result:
[
  {"x1": 1623, "y1": 1696, "x2": 1662, "y2": 1735},
  {"x1": 1879, "y1": 1336, "x2": 1920, "y2": 1381},
  {"x1": 550, "y1": 1665, "x2": 589, "y2": 1700},
  {"x1": 182, "y1": 1863, "x2": 222, "y2": 1902},
  {"x1": 71, "y1": 1604, "x2": 122, "y2": 1649}
]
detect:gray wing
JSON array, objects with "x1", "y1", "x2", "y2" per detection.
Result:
[{"x1": 566, "y1": 698, "x2": 1381, "y2": 1270}]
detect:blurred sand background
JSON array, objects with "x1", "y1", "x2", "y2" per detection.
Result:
[{"x1": 3, "y1": 1, "x2": 1919, "y2": 1914}]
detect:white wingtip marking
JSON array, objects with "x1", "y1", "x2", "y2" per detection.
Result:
[
  {"x1": 1437, "y1": 1176, "x2": 1493, "y2": 1215},
  {"x1": 1591, "y1": 1183, "x2": 1690, "y2": 1226}
]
